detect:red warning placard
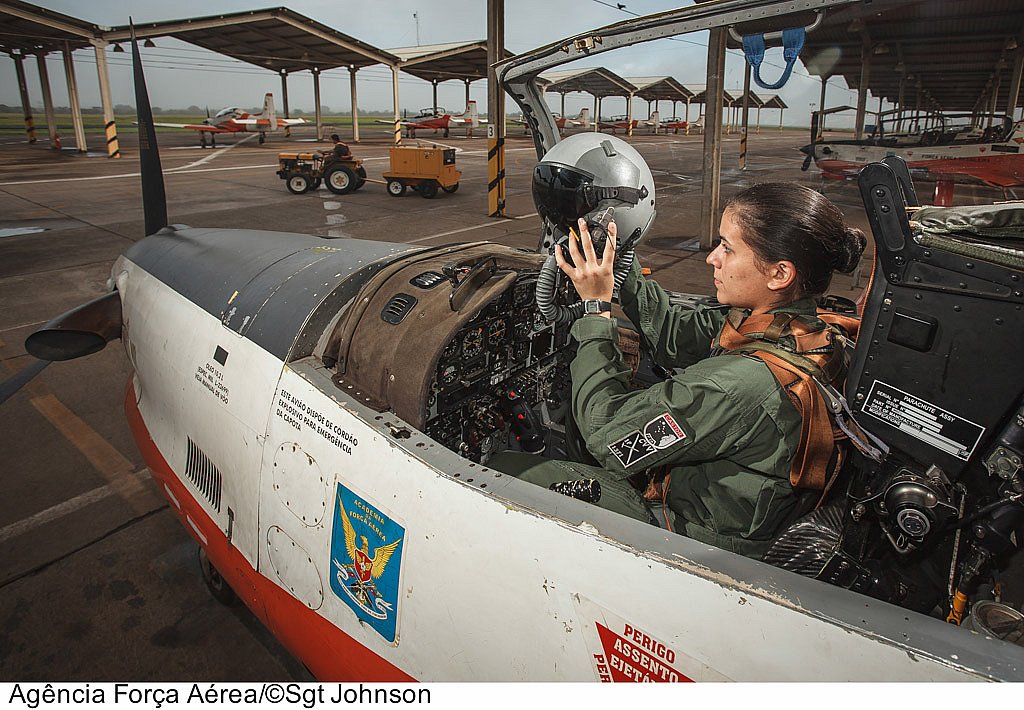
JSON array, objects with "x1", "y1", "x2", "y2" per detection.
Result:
[{"x1": 594, "y1": 622, "x2": 691, "y2": 682}]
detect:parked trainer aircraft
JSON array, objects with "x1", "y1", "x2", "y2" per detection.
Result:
[
  {"x1": 658, "y1": 116, "x2": 690, "y2": 134},
  {"x1": 10, "y1": 2, "x2": 1024, "y2": 683},
  {"x1": 598, "y1": 115, "x2": 638, "y2": 133},
  {"x1": 378, "y1": 102, "x2": 481, "y2": 138},
  {"x1": 516, "y1": 108, "x2": 591, "y2": 135},
  {"x1": 801, "y1": 110, "x2": 1024, "y2": 198},
  {"x1": 153, "y1": 93, "x2": 305, "y2": 147}
]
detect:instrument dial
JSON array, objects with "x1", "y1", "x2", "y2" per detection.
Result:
[
  {"x1": 462, "y1": 327, "x2": 484, "y2": 359},
  {"x1": 488, "y1": 318, "x2": 507, "y2": 346},
  {"x1": 441, "y1": 363, "x2": 460, "y2": 387}
]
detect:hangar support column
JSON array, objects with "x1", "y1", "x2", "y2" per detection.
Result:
[
  {"x1": 62, "y1": 42, "x2": 87, "y2": 153},
  {"x1": 12, "y1": 51, "x2": 36, "y2": 144},
  {"x1": 313, "y1": 67, "x2": 322, "y2": 140},
  {"x1": 486, "y1": 0, "x2": 506, "y2": 217},
  {"x1": 1007, "y1": 47, "x2": 1023, "y2": 121},
  {"x1": 817, "y1": 76, "x2": 828, "y2": 140},
  {"x1": 280, "y1": 70, "x2": 290, "y2": 117},
  {"x1": 699, "y1": 27, "x2": 727, "y2": 251},
  {"x1": 739, "y1": 61, "x2": 750, "y2": 170},
  {"x1": 855, "y1": 42, "x2": 872, "y2": 140},
  {"x1": 464, "y1": 79, "x2": 471, "y2": 111},
  {"x1": 35, "y1": 52, "x2": 58, "y2": 148},
  {"x1": 391, "y1": 65, "x2": 401, "y2": 144},
  {"x1": 350, "y1": 66, "x2": 360, "y2": 143},
  {"x1": 91, "y1": 40, "x2": 120, "y2": 158}
]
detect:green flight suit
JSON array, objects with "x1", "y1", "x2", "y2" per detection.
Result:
[{"x1": 495, "y1": 261, "x2": 820, "y2": 559}]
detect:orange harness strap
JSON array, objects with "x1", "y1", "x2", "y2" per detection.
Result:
[{"x1": 716, "y1": 310, "x2": 856, "y2": 491}]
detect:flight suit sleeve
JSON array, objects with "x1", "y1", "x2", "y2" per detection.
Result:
[
  {"x1": 617, "y1": 259, "x2": 726, "y2": 370},
  {"x1": 569, "y1": 314, "x2": 771, "y2": 479}
]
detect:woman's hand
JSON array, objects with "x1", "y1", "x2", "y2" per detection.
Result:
[{"x1": 555, "y1": 217, "x2": 617, "y2": 305}]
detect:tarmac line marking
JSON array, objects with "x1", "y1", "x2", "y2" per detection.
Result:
[
  {"x1": 0, "y1": 468, "x2": 151, "y2": 545},
  {"x1": 0, "y1": 157, "x2": 392, "y2": 186},
  {"x1": 167, "y1": 133, "x2": 258, "y2": 171},
  {"x1": 0, "y1": 319, "x2": 47, "y2": 334},
  {"x1": 409, "y1": 212, "x2": 539, "y2": 243},
  {"x1": 29, "y1": 393, "x2": 155, "y2": 508}
]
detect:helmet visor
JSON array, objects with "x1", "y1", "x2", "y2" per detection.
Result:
[{"x1": 532, "y1": 164, "x2": 599, "y2": 231}]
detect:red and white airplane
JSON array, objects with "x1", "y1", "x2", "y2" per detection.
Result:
[
  {"x1": 13, "y1": 10, "x2": 1024, "y2": 684},
  {"x1": 517, "y1": 108, "x2": 591, "y2": 135},
  {"x1": 658, "y1": 116, "x2": 691, "y2": 134},
  {"x1": 801, "y1": 111, "x2": 1024, "y2": 201},
  {"x1": 379, "y1": 101, "x2": 481, "y2": 138},
  {"x1": 598, "y1": 115, "x2": 639, "y2": 133},
  {"x1": 154, "y1": 93, "x2": 305, "y2": 147}
]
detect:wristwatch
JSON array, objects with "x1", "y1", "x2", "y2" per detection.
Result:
[{"x1": 582, "y1": 299, "x2": 612, "y2": 315}]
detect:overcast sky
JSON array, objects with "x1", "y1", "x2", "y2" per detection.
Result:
[{"x1": 2, "y1": 0, "x2": 874, "y2": 126}]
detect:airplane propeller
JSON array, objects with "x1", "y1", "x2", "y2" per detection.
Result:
[
  {"x1": 799, "y1": 144, "x2": 815, "y2": 171},
  {"x1": 0, "y1": 21, "x2": 162, "y2": 404}
]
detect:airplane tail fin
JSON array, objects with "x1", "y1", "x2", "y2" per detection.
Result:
[
  {"x1": 261, "y1": 92, "x2": 277, "y2": 125},
  {"x1": 579, "y1": 107, "x2": 590, "y2": 128},
  {"x1": 650, "y1": 111, "x2": 660, "y2": 130},
  {"x1": 129, "y1": 20, "x2": 167, "y2": 237},
  {"x1": 466, "y1": 100, "x2": 479, "y2": 128}
]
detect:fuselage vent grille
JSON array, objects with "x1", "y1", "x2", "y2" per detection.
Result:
[
  {"x1": 185, "y1": 437, "x2": 222, "y2": 513},
  {"x1": 381, "y1": 292, "x2": 418, "y2": 324}
]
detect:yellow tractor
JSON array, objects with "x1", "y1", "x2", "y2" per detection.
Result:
[{"x1": 277, "y1": 152, "x2": 367, "y2": 195}]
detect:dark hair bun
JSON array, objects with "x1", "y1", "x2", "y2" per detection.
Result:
[{"x1": 833, "y1": 226, "x2": 867, "y2": 274}]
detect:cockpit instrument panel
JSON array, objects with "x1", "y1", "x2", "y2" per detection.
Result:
[{"x1": 425, "y1": 274, "x2": 574, "y2": 463}]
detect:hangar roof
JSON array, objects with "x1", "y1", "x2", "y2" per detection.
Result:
[
  {"x1": 388, "y1": 41, "x2": 514, "y2": 83},
  {"x1": 626, "y1": 76, "x2": 695, "y2": 102},
  {"x1": 796, "y1": 0, "x2": 1024, "y2": 112},
  {"x1": 0, "y1": 0, "x2": 99, "y2": 54},
  {"x1": 101, "y1": 7, "x2": 399, "y2": 73},
  {"x1": 540, "y1": 67, "x2": 637, "y2": 97}
]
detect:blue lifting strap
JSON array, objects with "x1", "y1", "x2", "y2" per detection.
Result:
[{"x1": 742, "y1": 27, "x2": 806, "y2": 90}]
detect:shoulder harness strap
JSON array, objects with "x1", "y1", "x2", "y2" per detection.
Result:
[{"x1": 715, "y1": 308, "x2": 856, "y2": 491}]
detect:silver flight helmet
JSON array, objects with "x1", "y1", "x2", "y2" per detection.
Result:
[{"x1": 532, "y1": 133, "x2": 656, "y2": 250}]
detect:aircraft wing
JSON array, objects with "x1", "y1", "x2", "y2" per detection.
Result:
[
  {"x1": 152, "y1": 122, "x2": 230, "y2": 133},
  {"x1": 278, "y1": 118, "x2": 306, "y2": 126},
  {"x1": 233, "y1": 118, "x2": 274, "y2": 127}
]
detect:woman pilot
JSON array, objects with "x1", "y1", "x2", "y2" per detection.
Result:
[{"x1": 490, "y1": 133, "x2": 866, "y2": 559}]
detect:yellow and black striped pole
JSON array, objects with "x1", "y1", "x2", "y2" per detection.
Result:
[
  {"x1": 391, "y1": 66, "x2": 402, "y2": 145},
  {"x1": 487, "y1": 0, "x2": 506, "y2": 217},
  {"x1": 93, "y1": 40, "x2": 120, "y2": 158},
  {"x1": 487, "y1": 124, "x2": 506, "y2": 217},
  {"x1": 12, "y1": 52, "x2": 37, "y2": 144}
]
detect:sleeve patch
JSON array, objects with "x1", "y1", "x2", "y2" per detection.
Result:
[{"x1": 608, "y1": 413, "x2": 687, "y2": 468}]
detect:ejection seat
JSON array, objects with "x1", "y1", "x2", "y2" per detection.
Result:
[{"x1": 764, "y1": 157, "x2": 1024, "y2": 579}]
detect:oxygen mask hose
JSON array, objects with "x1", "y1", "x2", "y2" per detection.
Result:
[{"x1": 535, "y1": 207, "x2": 636, "y2": 323}]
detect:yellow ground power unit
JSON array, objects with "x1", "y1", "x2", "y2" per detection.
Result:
[{"x1": 383, "y1": 144, "x2": 461, "y2": 198}]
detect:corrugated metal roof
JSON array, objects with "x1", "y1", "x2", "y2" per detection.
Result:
[
  {"x1": 0, "y1": 0, "x2": 99, "y2": 54},
  {"x1": 540, "y1": 67, "x2": 637, "y2": 96},
  {"x1": 101, "y1": 7, "x2": 400, "y2": 73},
  {"x1": 797, "y1": 0, "x2": 1024, "y2": 111},
  {"x1": 625, "y1": 76, "x2": 696, "y2": 101},
  {"x1": 387, "y1": 41, "x2": 514, "y2": 82}
]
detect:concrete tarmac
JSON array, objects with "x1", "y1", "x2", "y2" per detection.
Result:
[{"x1": 0, "y1": 122, "x2": 1014, "y2": 680}]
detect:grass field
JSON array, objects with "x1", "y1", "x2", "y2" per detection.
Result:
[{"x1": 0, "y1": 112, "x2": 399, "y2": 134}]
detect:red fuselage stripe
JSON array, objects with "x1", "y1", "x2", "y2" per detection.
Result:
[{"x1": 123, "y1": 381, "x2": 415, "y2": 681}]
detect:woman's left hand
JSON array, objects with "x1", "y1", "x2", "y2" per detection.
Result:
[{"x1": 554, "y1": 218, "x2": 617, "y2": 302}]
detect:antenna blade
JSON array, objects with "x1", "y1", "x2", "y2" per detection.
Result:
[{"x1": 130, "y1": 21, "x2": 168, "y2": 236}]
